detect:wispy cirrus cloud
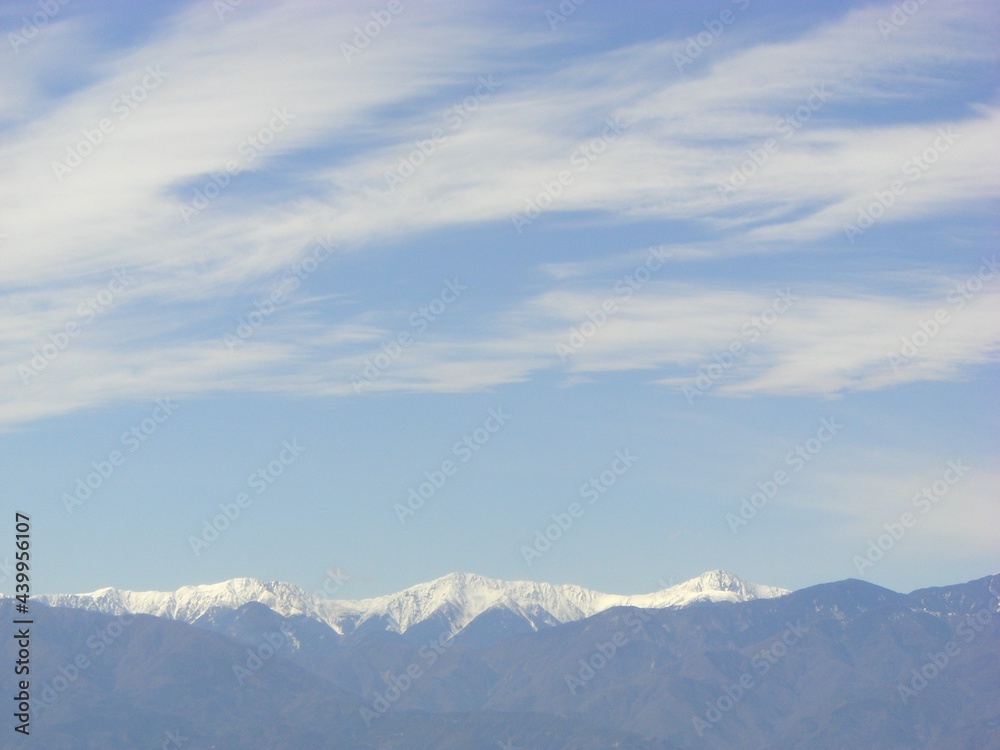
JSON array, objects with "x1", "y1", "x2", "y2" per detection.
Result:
[
  {"x1": 1, "y1": 0, "x2": 997, "y2": 429},
  {"x1": 6, "y1": 261, "x2": 997, "y2": 428}
]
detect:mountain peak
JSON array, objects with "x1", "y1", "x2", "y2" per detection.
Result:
[
  {"x1": 678, "y1": 569, "x2": 757, "y2": 593},
  {"x1": 692, "y1": 569, "x2": 743, "y2": 583},
  {"x1": 620, "y1": 570, "x2": 789, "y2": 609}
]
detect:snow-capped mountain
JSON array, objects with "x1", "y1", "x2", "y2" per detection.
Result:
[
  {"x1": 11, "y1": 573, "x2": 999, "y2": 749},
  {"x1": 618, "y1": 569, "x2": 788, "y2": 608},
  {"x1": 39, "y1": 570, "x2": 788, "y2": 640},
  {"x1": 42, "y1": 577, "x2": 314, "y2": 620}
]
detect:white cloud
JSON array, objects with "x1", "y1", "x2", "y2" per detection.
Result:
[
  {"x1": 1, "y1": 0, "x2": 997, "y2": 428},
  {"x1": 804, "y1": 459, "x2": 1000, "y2": 561}
]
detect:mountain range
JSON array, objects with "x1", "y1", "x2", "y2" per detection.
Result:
[
  {"x1": 38, "y1": 569, "x2": 788, "y2": 644},
  {"x1": 6, "y1": 570, "x2": 998, "y2": 749}
]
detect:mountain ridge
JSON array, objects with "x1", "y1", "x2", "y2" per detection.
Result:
[
  {"x1": 5, "y1": 573, "x2": 997, "y2": 748},
  {"x1": 37, "y1": 569, "x2": 789, "y2": 640}
]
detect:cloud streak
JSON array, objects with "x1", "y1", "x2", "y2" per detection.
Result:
[{"x1": 1, "y1": 0, "x2": 997, "y2": 428}]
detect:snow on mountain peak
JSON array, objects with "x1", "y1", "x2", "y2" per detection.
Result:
[
  {"x1": 42, "y1": 577, "x2": 343, "y2": 625},
  {"x1": 611, "y1": 570, "x2": 786, "y2": 610},
  {"x1": 39, "y1": 570, "x2": 789, "y2": 639}
]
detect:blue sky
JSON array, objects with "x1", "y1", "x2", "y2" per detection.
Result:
[{"x1": 1, "y1": 0, "x2": 997, "y2": 599}]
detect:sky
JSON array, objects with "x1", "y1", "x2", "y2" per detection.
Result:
[{"x1": 0, "y1": 0, "x2": 997, "y2": 600}]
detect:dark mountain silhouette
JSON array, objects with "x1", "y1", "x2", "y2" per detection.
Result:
[{"x1": 4, "y1": 573, "x2": 997, "y2": 749}]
